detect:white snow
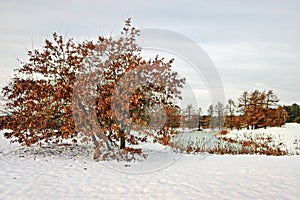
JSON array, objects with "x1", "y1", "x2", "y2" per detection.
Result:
[{"x1": 1, "y1": 124, "x2": 300, "y2": 199}]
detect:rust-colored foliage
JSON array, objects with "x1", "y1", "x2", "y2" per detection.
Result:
[
  {"x1": 225, "y1": 90, "x2": 287, "y2": 130},
  {"x1": 73, "y1": 18, "x2": 185, "y2": 159},
  {"x1": 219, "y1": 129, "x2": 228, "y2": 135},
  {"x1": 1, "y1": 33, "x2": 94, "y2": 145}
]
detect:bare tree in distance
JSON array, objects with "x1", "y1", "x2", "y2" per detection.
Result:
[
  {"x1": 215, "y1": 102, "x2": 225, "y2": 130},
  {"x1": 207, "y1": 104, "x2": 215, "y2": 130},
  {"x1": 225, "y1": 99, "x2": 236, "y2": 130},
  {"x1": 197, "y1": 107, "x2": 202, "y2": 131}
]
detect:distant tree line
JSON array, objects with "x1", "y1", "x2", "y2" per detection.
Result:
[{"x1": 179, "y1": 89, "x2": 289, "y2": 131}]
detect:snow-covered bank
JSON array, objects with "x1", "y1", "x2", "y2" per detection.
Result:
[
  {"x1": 1, "y1": 124, "x2": 300, "y2": 199},
  {"x1": 172, "y1": 123, "x2": 300, "y2": 155},
  {"x1": 227, "y1": 123, "x2": 300, "y2": 152},
  {"x1": 1, "y1": 153, "x2": 300, "y2": 199}
]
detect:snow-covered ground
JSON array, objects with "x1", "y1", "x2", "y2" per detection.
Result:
[{"x1": 1, "y1": 124, "x2": 300, "y2": 199}]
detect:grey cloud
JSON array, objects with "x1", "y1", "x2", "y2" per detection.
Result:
[{"x1": 0, "y1": 0, "x2": 299, "y2": 107}]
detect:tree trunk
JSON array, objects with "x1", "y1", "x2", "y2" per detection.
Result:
[
  {"x1": 120, "y1": 137, "x2": 126, "y2": 149},
  {"x1": 197, "y1": 119, "x2": 202, "y2": 131},
  {"x1": 119, "y1": 129, "x2": 126, "y2": 149}
]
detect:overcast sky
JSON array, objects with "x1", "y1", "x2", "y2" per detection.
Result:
[{"x1": 0, "y1": 0, "x2": 299, "y2": 108}]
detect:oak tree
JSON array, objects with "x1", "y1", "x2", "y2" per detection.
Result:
[{"x1": 1, "y1": 19, "x2": 186, "y2": 161}]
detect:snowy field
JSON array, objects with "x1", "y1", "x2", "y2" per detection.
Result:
[{"x1": 1, "y1": 124, "x2": 300, "y2": 199}]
